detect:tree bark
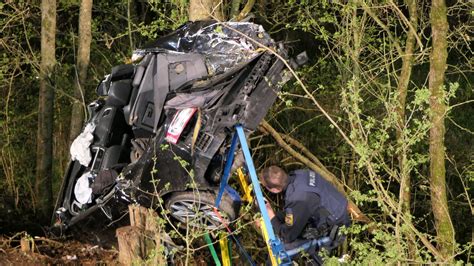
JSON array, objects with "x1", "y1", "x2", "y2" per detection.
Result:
[
  {"x1": 36, "y1": 0, "x2": 56, "y2": 221},
  {"x1": 395, "y1": 0, "x2": 418, "y2": 259},
  {"x1": 396, "y1": 0, "x2": 417, "y2": 212},
  {"x1": 69, "y1": 0, "x2": 92, "y2": 145},
  {"x1": 428, "y1": 0, "x2": 455, "y2": 261},
  {"x1": 20, "y1": 237, "x2": 34, "y2": 254},
  {"x1": 117, "y1": 205, "x2": 165, "y2": 265},
  {"x1": 188, "y1": 0, "x2": 224, "y2": 21},
  {"x1": 117, "y1": 226, "x2": 146, "y2": 265}
]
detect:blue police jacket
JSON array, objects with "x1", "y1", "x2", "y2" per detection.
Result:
[{"x1": 270, "y1": 169, "x2": 349, "y2": 243}]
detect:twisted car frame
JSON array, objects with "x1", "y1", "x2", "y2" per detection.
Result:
[{"x1": 53, "y1": 21, "x2": 303, "y2": 231}]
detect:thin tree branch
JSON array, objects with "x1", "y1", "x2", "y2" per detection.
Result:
[
  {"x1": 356, "y1": 0, "x2": 403, "y2": 55},
  {"x1": 236, "y1": 0, "x2": 256, "y2": 21}
]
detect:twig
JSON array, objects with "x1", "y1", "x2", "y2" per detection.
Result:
[{"x1": 33, "y1": 237, "x2": 64, "y2": 248}]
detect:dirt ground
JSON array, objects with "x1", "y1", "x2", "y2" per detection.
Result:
[{"x1": 0, "y1": 234, "x2": 119, "y2": 265}]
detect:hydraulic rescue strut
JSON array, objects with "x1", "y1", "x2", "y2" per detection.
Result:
[{"x1": 214, "y1": 124, "x2": 292, "y2": 265}]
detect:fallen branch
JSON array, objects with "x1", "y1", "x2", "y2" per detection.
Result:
[
  {"x1": 33, "y1": 237, "x2": 64, "y2": 248},
  {"x1": 280, "y1": 132, "x2": 326, "y2": 170}
]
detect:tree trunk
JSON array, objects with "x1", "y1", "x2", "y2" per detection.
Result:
[
  {"x1": 116, "y1": 205, "x2": 165, "y2": 265},
  {"x1": 20, "y1": 237, "x2": 34, "y2": 254},
  {"x1": 396, "y1": 0, "x2": 417, "y2": 212},
  {"x1": 396, "y1": 0, "x2": 418, "y2": 259},
  {"x1": 428, "y1": 0, "x2": 455, "y2": 261},
  {"x1": 117, "y1": 226, "x2": 147, "y2": 265},
  {"x1": 69, "y1": 0, "x2": 93, "y2": 145},
  {"x1": 36, "y1": 0, "x2": 56, "y2": 221},
  {"x1": 188, "y1": 0, "x2": 224, "y2": 21}
]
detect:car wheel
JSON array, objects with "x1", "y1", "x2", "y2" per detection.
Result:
[{"x1": 165, "y1": 191, "x2": 237, "y2": 230}]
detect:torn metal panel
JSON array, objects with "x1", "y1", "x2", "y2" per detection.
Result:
[{"x1": 135, "y1": 21, "x2": 276, "y2": 76}]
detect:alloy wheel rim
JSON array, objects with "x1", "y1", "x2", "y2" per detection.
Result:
[{"x1": 169, "y1": 199, "x2": 227, "y2": 229}]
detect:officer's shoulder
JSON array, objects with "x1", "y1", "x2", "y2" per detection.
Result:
[
  {"x1": 292, "y1": 169, "x2": 309, "y2": 177},
  {"x1": 285, "y1": 182, "x2": 310, "y2": 201},
  {"x1": 286, "y1": 181, "x2": 296, "y2": 194}
]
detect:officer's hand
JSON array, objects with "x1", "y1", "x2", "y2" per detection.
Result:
[
  {"x1": 254, "y1": 218, "x2": 261, "y2": 229},
  {"x1": 265, "y1": 202, "x2": 275, "y2": 219},
  {"x1": 253, "y1": 218, "x2": 265, "y2": 237}
]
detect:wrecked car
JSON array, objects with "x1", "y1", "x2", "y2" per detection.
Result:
[{"x1": 53, "y1": 21, "x2": 299, "y2": 231}]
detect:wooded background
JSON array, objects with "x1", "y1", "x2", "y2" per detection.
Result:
[{"x1": 0, "y1": 0, "x2": 472, "y2": 264}]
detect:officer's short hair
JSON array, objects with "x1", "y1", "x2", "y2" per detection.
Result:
[{"x1": 260, "y1": 165, "x2": 288, "y2": 190}]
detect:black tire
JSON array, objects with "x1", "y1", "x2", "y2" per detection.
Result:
[{"x1": 165, "y1": 191, "x2": 238, "y2": 230}]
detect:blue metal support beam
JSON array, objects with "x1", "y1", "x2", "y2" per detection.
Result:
[{"x1": 214, "y1": 124, "x2": 291, "y2": 265}]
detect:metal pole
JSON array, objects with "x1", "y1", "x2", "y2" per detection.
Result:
[{"x1": 235, "y1": 125, "x2": 289, "y2": 265}]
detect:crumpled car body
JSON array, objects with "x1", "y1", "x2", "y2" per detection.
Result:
[{"x1": 53, "y1": 21, "x2": 292, "y2": 231}]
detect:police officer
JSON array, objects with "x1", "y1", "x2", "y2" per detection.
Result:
[{"x1": 259, "y1": 165, "x2": 351, "y2": 262}]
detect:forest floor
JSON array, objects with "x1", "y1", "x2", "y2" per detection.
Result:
[
  {"x1": 0, "y1": 235, "x2": 119, "y2": 265},
  {"x1": 0, "y1": 208, "x2": 245, "y2": 265},
  {"x1": 0, "y1": 203, "x2": 126, "y2": 264},
  {"x1": 0, "y1": 238, "x2": 118, "y2": 264}
]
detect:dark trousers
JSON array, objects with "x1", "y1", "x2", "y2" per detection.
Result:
[{"x1": 285, "y1": 239, "x2": 324, "y2": 265}]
